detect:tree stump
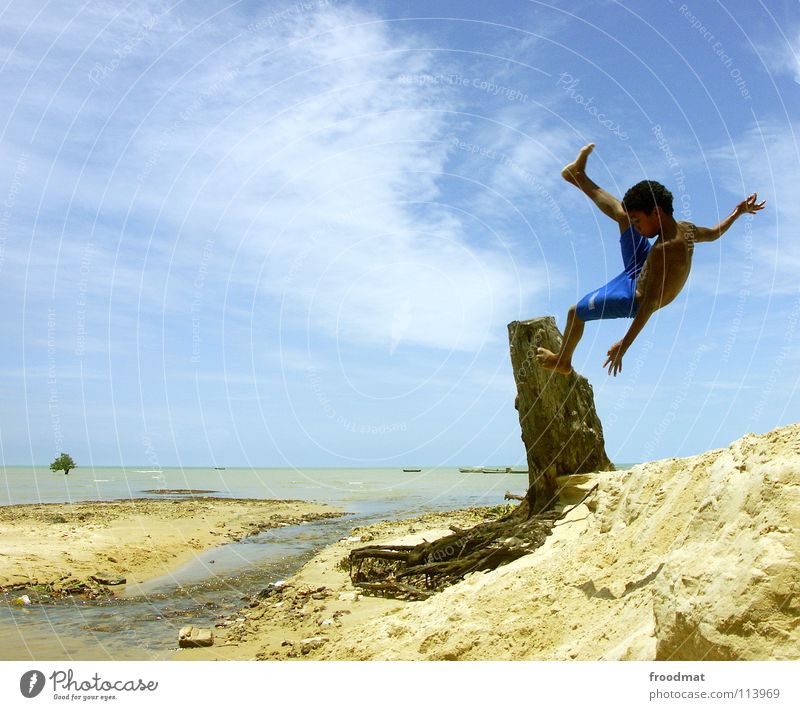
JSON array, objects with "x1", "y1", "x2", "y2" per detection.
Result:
[
  {"x1": 508, "y1": 317, "x2": 612, "y2": 513},
  {"x1": 346, "y1": 316, "x2": 612, "y2": 600}
]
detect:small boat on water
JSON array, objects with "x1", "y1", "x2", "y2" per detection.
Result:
[
  {"x1": 459, "y1": 467, "x2": 528, "y2": 474},
  {"x1": 482, "y1": 467, "x2": 530, "y2": 474},
  {"x1": 403, "y1": 468, "x2": 422, "y2": 472}
]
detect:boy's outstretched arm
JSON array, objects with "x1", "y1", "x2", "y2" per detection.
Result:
[
  {"x1": 603, "y1": 245, "x2": 667, "y2": 376},
  {"x1": 603, "y1": 301, "x2": 655, "y2": 377},
  {"x1": 691, "y1": 193, "x2": 766, "y2": 243}
]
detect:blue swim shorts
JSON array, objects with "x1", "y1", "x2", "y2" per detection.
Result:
[{"x1": 576, "y1": 226, "x2": 651, "y2": 322}]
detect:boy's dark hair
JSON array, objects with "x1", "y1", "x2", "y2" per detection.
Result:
[{"x1": 622, "y1": 180, "x2": 674, "y2": 216}]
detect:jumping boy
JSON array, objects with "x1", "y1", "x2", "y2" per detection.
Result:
[{"x1": 535, "y1": 143, "x2": 765, "y2": 377}]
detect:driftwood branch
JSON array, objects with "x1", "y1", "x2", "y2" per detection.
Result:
[{"x1": 348, "y1": 485, "x2": 599, "y2": 600}]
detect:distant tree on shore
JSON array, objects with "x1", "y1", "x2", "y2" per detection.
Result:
[{"x1": 50, "y1": 453, "x2": 76, "y2": 475}]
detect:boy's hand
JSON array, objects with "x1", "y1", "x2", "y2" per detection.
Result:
[
  {"x1": 735, "y1": 193, "x2": 766, "y2": 216},
  {"x1": 604, "y1": 340, "x2": 626, "y2": 377}
]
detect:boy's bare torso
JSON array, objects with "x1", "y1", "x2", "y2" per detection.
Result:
[{"x1": 634, "y1": 221, "x2": 697, "y2": 312}]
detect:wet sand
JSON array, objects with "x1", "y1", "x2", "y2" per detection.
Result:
[
  {"x1": 0, "y1": 497, "x2": 343, "y2": 593},
  {"x1": 173, "y1": 504, "x2": 514, "y2": 660}
]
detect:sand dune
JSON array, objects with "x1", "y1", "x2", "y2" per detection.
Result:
[{"x1": 202, "y1": 424, "x2": 799, "y2": 661}]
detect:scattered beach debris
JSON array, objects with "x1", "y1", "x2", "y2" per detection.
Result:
[
  {"x1": 90, "y1": 572, "x2": 126, "y2": 586},
  {"x1": 337, "y1": 591, "x2": 360, "y2": 602},
  {"x1": 47, "y1": 575, "x2": 89, "y2": 597},
  {"x1": 140, "y1": 489, "x2": 218, "y2": 495},
  {"x1": 178, "y1": 626, "x2": 214, "y2": 648},
  {"x1": 299, "y1": 636, "x2": 329, "y2": 653}
]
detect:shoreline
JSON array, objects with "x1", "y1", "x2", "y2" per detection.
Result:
[
  {"x1": 2, "y1": 424, "x2": 796, "y2": 661},
  {"x1": 0, "y1": 497, "x2": 344, "y2": 595}
]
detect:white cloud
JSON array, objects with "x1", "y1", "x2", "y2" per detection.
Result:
[
  {"x1": 702, "y1": 121, "x2": 800, "y2": 296},
  {"x1": 753, "y1": 23, "x2": 800, "y2": 85},
  {"x1": 0, "y1": 2, "x2": 564, "y2": 357}
]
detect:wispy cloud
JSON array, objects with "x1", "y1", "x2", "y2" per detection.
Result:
[
  {"x1": 2, "y1": 1, "x2": 560, "y2": 356},
  {"x1": 752, "y1": 19, "x2": 800, "y2": 85},
  {"x1": 702, "y1": 120, "x2": 800, "y2": 295}
]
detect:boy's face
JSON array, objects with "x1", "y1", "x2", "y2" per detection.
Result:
[{"x1": 629, "y1": 208, "x2": 662, "y2": 238}]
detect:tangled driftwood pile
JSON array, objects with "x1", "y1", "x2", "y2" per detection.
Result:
[{"x1": 348, "y1": 484, "x2": 597, "y2": 599}]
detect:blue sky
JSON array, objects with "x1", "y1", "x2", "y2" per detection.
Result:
[{"x1": 1, "y1": 0, "x2": 798, "y2": 468}]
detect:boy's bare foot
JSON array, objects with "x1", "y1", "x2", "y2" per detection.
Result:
[
  {"x1": 535, "y1": 347, "x2": 574, "y2": 375},
  {"x1": 561, "y1": 143, "x2": 595, "y2": 185}
]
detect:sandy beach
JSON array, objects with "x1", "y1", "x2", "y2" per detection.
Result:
[
  {"x1": 0, "y1": 497, "x2": 343, "y2": 594},
  {"x1": 176, "y1": 424, "x2": 799, "y2": 661},
  {"x1": 174, "y1": 504, "x2": 514, "y2": 660},
  {"x1": 2, "y1": 424, "x2": 797, "y2": 661}
]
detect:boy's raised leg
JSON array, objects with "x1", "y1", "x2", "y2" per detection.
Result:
[
  {"x1": 561, "y1": 143, "x2": 627, "y2": 224},
  {"x1": 535, "y1": 304, "x2": 585, "y2": 375},
  {"x1": 561, "y1": 142, "x2": 596, "y2": 186}
]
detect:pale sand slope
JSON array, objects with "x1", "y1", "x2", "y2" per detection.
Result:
[
  {"x1": 0, "y1": 498, "x2": 342, "y2": 590},
  {"x1": 200, "y1": 424, "x2": 799, "y2": 661}
]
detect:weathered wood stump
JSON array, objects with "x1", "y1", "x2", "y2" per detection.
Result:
[
  {"x1": 346, "y1": 317, "x2": 611, "y2": 600},
  {"x1": 508, "y1": 317, "x2": 612, "y2": 513}
]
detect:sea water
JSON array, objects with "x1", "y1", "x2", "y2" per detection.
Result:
[
  {"x1": 0, "y1": 465, "x2": 526, "y2": 514},
  {"x1": 0, "y1": 466, "x2": 527, "y2": 660}
]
